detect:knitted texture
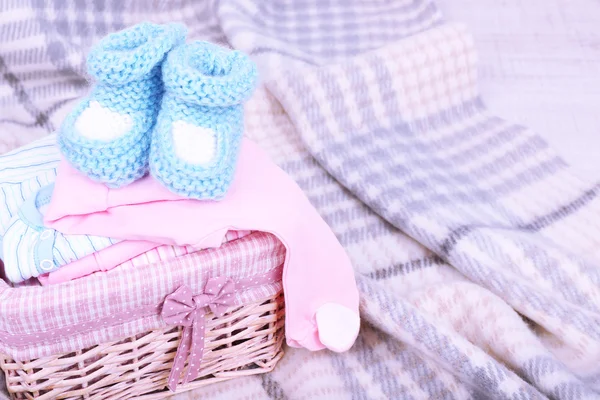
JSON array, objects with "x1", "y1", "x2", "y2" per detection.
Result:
[
  {"x1": 58, "y1": 22, "x2": 187, "y2": 187},
  {"x1": 150, "y1": 41, "x2": 258, "y2": 200}
]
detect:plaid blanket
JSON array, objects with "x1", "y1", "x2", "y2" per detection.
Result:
[{"x1": 1, "y1": 1, "x2": 600, "y2": 399}]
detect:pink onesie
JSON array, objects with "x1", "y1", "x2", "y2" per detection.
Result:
[
  {"x1": 45, "y1": 139, "x2": 360, "y2": 352},
  {"x1": 38, "y1": 231, "x2": 252, "y2": 285},
  {"x1": 38, "y1": 240, "x2": 159, "y2": 285}
]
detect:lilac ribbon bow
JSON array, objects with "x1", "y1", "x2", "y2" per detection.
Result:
[{"x1": 161, "y1": 277, "x2": 236, "y2": 391}]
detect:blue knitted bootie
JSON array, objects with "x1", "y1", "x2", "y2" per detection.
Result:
[
  {"x1": 58, "y1": 22, "x2": 187, "y2": 187},
  {"x1": 150, "y1": 41, "x2": 258, "y2": 200}
]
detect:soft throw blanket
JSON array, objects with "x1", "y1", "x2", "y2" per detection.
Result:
[{"x1": 1, "y1": 1, "x2": 600, "y2": 399}]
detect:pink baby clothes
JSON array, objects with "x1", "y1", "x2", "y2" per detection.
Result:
[
  {"x1": 37, "y1": 240, "x2": 159, "y2": 285},
  {"x1": 39, "y1": 231, "x2": 252, "y2": 285},
  {"x1": 44, "y1": 138, "x2": 360, "y2": 352}
]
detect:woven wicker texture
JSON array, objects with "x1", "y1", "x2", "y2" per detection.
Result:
[{"x1": 1, "y1": 292, "x2": 285, "y2": 400}]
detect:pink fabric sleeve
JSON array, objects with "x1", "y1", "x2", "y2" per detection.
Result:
[
  {"x1": 39, "y1": 241, "x2": 160, "y2": 285},
  {"x1": 38, "y1": 231, "x2": 252, "y2": 286}
]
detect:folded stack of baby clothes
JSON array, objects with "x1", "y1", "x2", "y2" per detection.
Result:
[
  {"x1": 1, "y1": 22, "x2": 257, "y2": 285},
  {"x1": 0, "y1": 23, "x2": 360, "y2": 357}
]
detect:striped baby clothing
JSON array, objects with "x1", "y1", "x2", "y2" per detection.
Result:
[
  {"x1": 2, "y1": 183, "x2": 120, "y2": 283},
  {"x1": 0, "y1": 135, "x2": 60, "y2": 235},
  {"x1": 0, "y1": 136, "x2": 122, "y2": 283}
]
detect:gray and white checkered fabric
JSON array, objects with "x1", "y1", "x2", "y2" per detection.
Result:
[
  {"x1": 267, "y1": 22, "x2": 600, "y2": 399},
  {"x1": 1, "y1": 0, "x2": 599, "y2": 399},
  {"x1": 0, "y1": 0, "x2": 226, "y2": 153}
]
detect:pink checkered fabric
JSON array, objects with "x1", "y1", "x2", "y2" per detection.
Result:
[{"x1": 0, "y1": 231, "x2": 285, "y2": 361}]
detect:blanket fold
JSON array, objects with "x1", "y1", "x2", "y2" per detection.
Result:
[
  {"x1": 228, "y1": 2, "x2": 600, "y2": 396},
  {"x1": 265, "y1": 21, "x2": 600, "y2": 399}
]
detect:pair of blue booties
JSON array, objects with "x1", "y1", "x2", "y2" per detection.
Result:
[{"x1": 58, "y1": 23, "x2": 258, "y2": 200}]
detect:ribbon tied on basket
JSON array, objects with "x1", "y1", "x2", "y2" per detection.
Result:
[{"x1": 161, "y1": 277, "x2": 237, "y2": 391}]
